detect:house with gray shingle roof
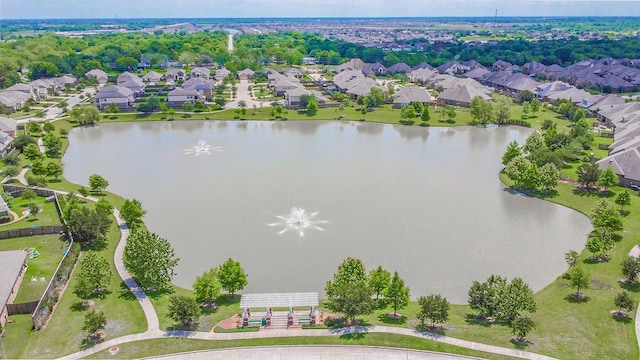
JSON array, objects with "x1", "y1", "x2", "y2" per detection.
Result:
[
  {"x1": 597, "y1": 147, "x2": 640, "y2": 188},
  {"x1": 85, "y1": 69, "x2": 108, "y2": 85},
  {"x1": 165, "y1": 69, "x2": 187, "y2": 83},
  {"x1": 285, "y1": 88, "x2": 328, "y2": 109},
  {"x1": 386, "y1": 63, "x2": 412, "y2": 75},
  {"x1": 183, "y1": 78, "x2": 215, "y2": 99},
  {"x1": 0, "y1": 91, "x2": 32, "y2": 111},
  {"x1": 0, "y1": 115, "x2": 17, "y2": 156},
  {"x1": 0, "y1": 250, "x2": 28, "y2": 327},
  {"x1": 190, "y1": 67, "x2": 210, "y2": 79},
  {"x1": 437, "y1": 85, "x2": 492, "y2": 108},
  {"x1": 142, "y1": 71, "x2": 163, "y2": 84},
  {"x1": 334, "y1": 58, "x2": 367, "y2": 73},
  {"x1": 167, "y1": 88, "x2": 203, "y2": 106},
  {"x1": 94, "y1": 85, "x2": 135, "y2": 109},
  {"x1": 392, "y1": 86, "x2": 432, "y2": 109},
  {"x1": 116, "y1": 72, "x2": 145, "y2": 95}
]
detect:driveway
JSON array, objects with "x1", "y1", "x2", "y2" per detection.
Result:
[{"x1": 225, "y1": 80, "x2": 270, "y2": 109}]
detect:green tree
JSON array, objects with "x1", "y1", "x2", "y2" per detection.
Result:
[
  {"x1": 369, "y1": 87, "x2": 386, "y2": 107},
  {"x1": 565, "y1": 250, "x2": 578, "y2": 267},
  {"x1": 523, "y1": 132, "x2": 544, "y2": 154},
  {"x1": 614, "y1": 290, "x2": 635, "y2": 316},
  {"x1": 470, "y1": 96, "x2": 494, "y2": 126},
  {"x1": 193, "y1": 268, "x2": 222, "y2": 306},
  {"x1": 325, "y1": 257, "x2": 375, "y2": 323},
  {"x1": 306, "y1": 96, "x2": 318, "y2": 115},
  {"x1": 420, "y1": 107, "x2": 430, "y2": 122},
  {"x1": 3, "y1": 152, "x2": 20, "y2": 166},
  {"x1": 66, "y1": 206, "x2": 112, "y2": 247},
  {"x1": 120, "y1": 198, "x2": 147, "y2": 227},
  {"x1": 25, "y1": 175, "x2": 47, "y2": 187},
  {"x1": 499, "y1": 278, "x2": 537, "y2": 321},
  {"x1": 82, "y1": 310, "x2": 106, "y2": 338},
  {"x1": 43, "y1": 121, "x2": 55, "y2": 134},
  {"x1": 368, "y1": 266, "x2": 391, "y2": 301},
  {"x1": 21, "y1": 189, "x2": 37, "y2": 202},
  {"x1": 13, "y1": 134, "x2": 37, "y2": 152},
  {"x1": 401, "y1": 106, "x2": 417, "y2": 123},
  {"x1": 495, "y1": 98, "x2": 511, "y2": 124},
  {"x1": 597, "y1": 166, "x2": 619, "y2": 192},
  {"x1": 45, "y1": 161, "x2": 63, "y2": 180},
  {"x1": 217, "y1": 258, "x2": 248, "y2": 297},
  {"x1": 124, "y1": 229, "x2": 179, "y2": 290},
  {"x1": 3, "y1": 165, "x2": 19, "y2": 179},
  {"x1": 384, "y1": 271, "x2": 410, "y2": 317},
  {"x1": 31, "y1": 161, "x2": 46, "y2": 176},
  {"x1": 417, "y1": 294, "x2": 450, "y2": 328},
  {"x1": 28, "y1": 202, "x2": 40, "y2": 219},
  {"x1": 70, "y1": 105, "x2": 100, "y2": 126},
  {"x1": 88, "y1": 174, "x2": 109, "y2": 194},
  {"x1": 621, "y1": 256, "x2": 640, "y2": 283},
  {"x1": 539, "y1": 163, "x2": 560, "y2": 192},
  {"x1": 615, "y1": 190, "x2": 632, "y2": 212},
  {"x1": 504, "y1": 155, "x2": 532, "y2": 188},
  {"x1": 530, "y1": 98, "x2": 541, "y2": 116},
  {"x1": 23, "y1": 143, "x2": 43, "y2": 161},
  {"x1": 521, "y1": 102, "x2": 530, "y2": 119},
  {"x1": 468, "y1": 275, "x2": 506, "y2": 318},
  {"x1": 95, "y1": 198, "x2": 113, "y2": 215},
  {"x1": 30, "y1": 61, "x2": 59, "y2": 80},
  {"x1": 511, "y1": 316, "x2": 535, "y2": 342},
  {"x1": 521, "y1": 163, "x2": 541, "y2": 191},
  {"x1": 569, "y1": 266, "x2": 589, "y2": 298},
  {"x1": 78, "y1": 186, "x2": 89, "y2": 198},
  {"x1": 167, "y1": 294, "x2": 200, "y2": 328},
  {"x1": 577, "y1": 162, "x2": 601, "y2": 190},
  {"x1": 27, "y1": 121, "x2": 42, "y2": 136},
  {"x1": 73, "y1": 251, "x2": 112, "y2": 299},
  {"x1": 445, "y1": 106, "x2": 457, "y2": 121},
  {"x1": 591, "y1": 199, "x2": 623, "y2": 233}
]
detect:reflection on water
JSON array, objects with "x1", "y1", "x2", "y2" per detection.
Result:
[{"x1": 63, "y1": 121, "x2": 590, "y2": 303}]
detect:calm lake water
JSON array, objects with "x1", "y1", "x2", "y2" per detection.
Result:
[{"x1": 63, "y1": 121, "x2": 591, "y2": 303}]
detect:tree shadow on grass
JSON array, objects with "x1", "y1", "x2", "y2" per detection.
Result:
[
  {"x1": 620, "y1": 281, "x2": 640, "y2": 293},
  {"x1": 377, "y1": 313, "x2": 407, "y2": 325},
  {"x1": 612, "y1": 312, "x2": 633, "y2": 324},
  {"x1": 79, "y1": 336, "x2": 104, "y2": 350},
  {"x1": 464, "y1": 314, "x2": 493, "y2": 328},
  {"x1": 339, "y1": 332, "x2": 368, "y2": 341},
  {"x1": 510, "y1": 338, "x2": 532, "y2": 350},
  {"x1": 118, "y1": 281, "x2": 137, "y2": 301},
  {"x1": 70, "y1": 301, "x2": 90, "y2": 312},
  {"x1": 146, "y1": 287, "x2": 174, "y2": 300},
  {"x1": 564, "y1": 294, "x2": 590, "y2": 303},
  {"x1": 416, "y1": 324, "x2": 447, "y2": 336}
]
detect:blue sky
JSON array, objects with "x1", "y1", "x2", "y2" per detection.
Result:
[{"x1": 2, "y1": 0, "x2": 640, "y2": 19}]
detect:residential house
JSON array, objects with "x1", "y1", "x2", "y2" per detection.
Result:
[
  {"x1": 190, "y1": 67, "x2": 210, "y2": 79},
  {"x1": 437, "y1": 85, "x2": 492, "y2": 108},
  {"x1": 412, "y1": 62, "x2": 435, "y2": 71},
  {"x1": 28, "y1": 79, "x2": 55, "y2": 98},
  {"x1": 116, "y1": 72, "x2": 145, "y2": 95},
  {"x1": 436, "y1": 61, "x2": 462, "y2": 75},
  {"x1": 0, "y1": 116, "x2": 17, "y2": 156},
  {"x1": 272, "y1": 79, "x2": 302, "y2": 97},
  {"x1": 333, "y1": 70, "x2": 365, "y2": 91},
  {"x1": 0, "y1": 250, "x2": 28, "y2": 328},
  {"x1": 408, "y1": 68, "x2": 439, "y2": 85},
  {"x1": 283, "y1": 68, "x2": 303, "y2": 79},
  {"x1": 237, "y1": 68, "x2": 256, "y2": 80},
  {"x1": 344, "y1": 77, "x2": 387, "y2": 100},
  {"x1": 53, "y1": 75, "x2": 77, "y2": 90},
  {"x1": 167, "y1": 89, "x2": 203, "y2": 107},
  {"x1": 463, "y1": 67, "x2": 491, "y2": 82},
  {"x1": 5, "y1": 84, "x2": 35, "y2": 100},
  {"x1": 500, "y1": 73, "x2": 542, "y2": 96},
  {"x1": 85, "y1": 69, "x2": 109, "y2": 85},
  {"x1": 334, "y1": 58, "x2": 367, "y2": 73},
  {"x1": 492, "y1": 60, "x2": 514, "y2": 72},
  {"x1": 285, "y1": 88, "x2": 328, "y2": 108},
  {"x1": 386, "y1": 63, "x2": 412, "y2": 75},
  {"x1": 521, "y1": 61, "x2": 547, "y2": 76},
  {"x1": 94, "y1": 85, "x2": 135, "y2": 109},
  {"x1": 362, "y1": 63, "x2": 386, "y2": 77},
  {"x1": 182, "y1": 78, "x2": 215, "y2": 99},
  {"x1": 587, "y1": 94, "x2": 626, "y2": 114},
  {"x1": 142, "y1": 71, "x2": 163, "y2": 84},
  {"x1": 392, "y1": 86, "x2": 432, "y2": 109},
  {"x1": 597, "y1": 103, "x2": 640, "y2": 128},
  {"x1": 596, "y1": 148, "x2": 640, "y2": 188},
  {"x1": 165, "y1": 69, "x2": 187, "y2": 83},
  {"x1": 0, "y1": 91, "x2": 31, "y2": 111},
  {"x1": 214, "y1": 68, "x2": 231, "y2": 82}
]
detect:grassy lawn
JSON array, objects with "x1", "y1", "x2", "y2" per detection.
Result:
[
  {"x1": 0, "y1": 234, "x2": 67, "y2": 303},
  {"x1": 84, "y1": 334, "x2": 515, "y2": 360},
  {"x1": 148, "y1": 289, "x2": 243, "y2": 332},
  {"x1": 1, "y1": 217, "x2": 146, "y2": 359},
  {"x1": 0, "y1": 196, "x2": 62, "y2": 230}
]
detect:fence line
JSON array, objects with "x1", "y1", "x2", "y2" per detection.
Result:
[
  {"x1": 7, "y1": 301, "x2": 38, "y2": 315},
  {"x1": 1, "y1": 185, "x2": 79, "y2": 331}
]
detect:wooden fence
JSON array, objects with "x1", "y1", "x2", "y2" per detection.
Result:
[
  {"x1": 7, "y1": 301, "x2": 39, "y2": 315},
  {"x1": 0, "y1": 226, "x2": 65, "y2": 240}
]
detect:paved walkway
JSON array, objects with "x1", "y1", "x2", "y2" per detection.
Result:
[
  {"x1": 148, "y1": 346, "x2": 486, "y2": 360},
  {"x1": 224, "y1": 80, "x2": 270, "y2": 109},
  {"x1": 629, "y1": 244, "x2": 640, "y2": 356}
]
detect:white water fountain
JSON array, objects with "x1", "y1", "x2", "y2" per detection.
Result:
[
  {"x1": 269, "y1": 207, "x2": 327, "y2": 237},
  {"x1": 183, "y1": 140, "x2": 223, "y2": 156}
]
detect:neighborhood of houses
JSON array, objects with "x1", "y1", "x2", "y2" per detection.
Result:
[{"x1": 1, "y1": 55, "x2": 640, "y2": 192}]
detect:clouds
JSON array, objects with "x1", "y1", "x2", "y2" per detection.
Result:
[{"x1": 2, "y1": 0, "x2": 640, "y2": 19}]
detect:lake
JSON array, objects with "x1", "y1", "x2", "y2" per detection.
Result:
[{"x1": 63, "y1": 121, "x2": 591, "y2": 303}]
